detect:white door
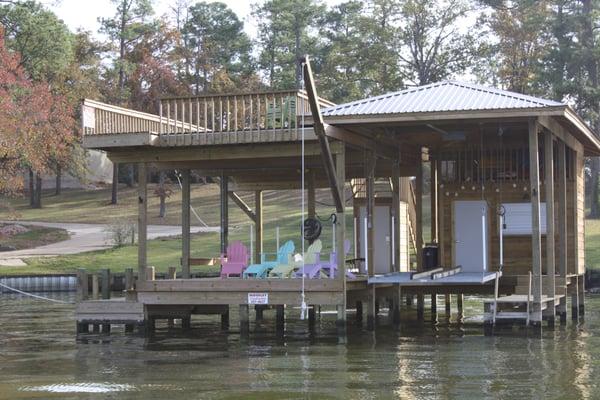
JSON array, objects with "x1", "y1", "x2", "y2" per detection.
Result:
[{"x1": 453, "y1": 200, "x2": 488, "y2": 273}]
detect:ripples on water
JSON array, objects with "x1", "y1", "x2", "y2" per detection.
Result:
[{"x1": 0, "y1": 293, "x2": 598, "y2": 399}]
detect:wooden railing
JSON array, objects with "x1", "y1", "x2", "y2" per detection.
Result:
[
  {"x1": 158, "y1": 90, "x2": 334, "y2": 135},
  {"x1": 81, "y1": 99, "x2": 187, "y2": 135}
]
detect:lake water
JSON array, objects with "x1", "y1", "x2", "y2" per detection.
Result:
[{"x1": 0, "y1": 293, "x2": 599, "y2": 399}]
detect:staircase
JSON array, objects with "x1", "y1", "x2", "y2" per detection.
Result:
[{"x1": 483, "y1": 273, "x2": 568, "y2": 324}]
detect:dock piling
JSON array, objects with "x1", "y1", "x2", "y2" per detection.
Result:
[
  {"x1": 431, "y1": 293, "x2": 438, "y2": 323},
  {"x1": 101, "y1": 269, "x2": 110, "y2": 299},
  {"x1": 221, "y1": 306, "x2": 230, "y2": 330},
  {"x1": 445, "y1": 294, "x2": 451, "y2": 320},
  {"x1": 275, "y1": 305, "x2": 285, "y2": 332},
  {"x1": 240, "y1": 305, "x2": 250, "y2": 334},
  {"x1": 355, "y1": 301, "x2": 363, "y2": 325},
  {"x1": 457, "y1": 294, "x2": 464, "y2": 323},
  {"x1": 91, "y1": 274, "x2": 99, "y2": 300},
  {"x1": 76, "y1": 268, "x2": 88, "y2": 301}
]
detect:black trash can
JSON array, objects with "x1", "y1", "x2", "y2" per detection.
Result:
[{"x1": 422, "y1": 243, "x2": 438, "y2": 270}]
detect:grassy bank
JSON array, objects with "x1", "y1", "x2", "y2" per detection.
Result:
[
  {"x1": 0, "y1": 224, "x2": 69, "y2": 251},
  {"x1": 0, "y1": 185, "x2": 345, "y2": 275}
]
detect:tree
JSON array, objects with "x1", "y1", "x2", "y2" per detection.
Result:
[
  {"x1": 0, "y1": 27, "x2": 76, "y2": 205},
  {"x1": 100, "y1": 0, "x2": 156, "y2": 199},
  {"x1": 396, "y1": 0, "x2": 479, "y2": 86},
  {"x1": 0, "y1": 0, "x2": 74, "y2": 82},
  {"x1": 253, "y1": 0, "x2": 325, "y2": 89},
  {"x1": 181, "y1": 1, "x2": 252, "y2": 94}
]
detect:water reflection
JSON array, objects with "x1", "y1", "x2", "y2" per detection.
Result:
[{"x1": 0, "y1": 293, "x2": 599, "y2": 399}]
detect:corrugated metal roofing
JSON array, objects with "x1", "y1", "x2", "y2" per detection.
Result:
[{"x1": 321, "y1": 81, "x2": 564, "y2": 117}]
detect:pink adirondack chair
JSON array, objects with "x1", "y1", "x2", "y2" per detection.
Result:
[{"x1": 220, "y1": 241, "x2": 249, "y2": 278}]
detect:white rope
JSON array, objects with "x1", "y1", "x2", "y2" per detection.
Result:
[
  {"x1": 0, "y1": 282, "x2": 73, "y2": 304},
  {"x1": 174, "y1": 170, "x2": 210, "y2": 228},
  {"x1": 300, "y1": 63, "x2": 308, "y2": 320}
]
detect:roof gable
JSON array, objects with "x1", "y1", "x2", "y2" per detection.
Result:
[{"x1": 321, "y1": 81, "x2": 564, "y2": 117}]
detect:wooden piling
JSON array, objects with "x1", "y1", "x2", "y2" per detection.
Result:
[
  {"x1": 275, "y1": 305, "x2": 285, "y2": 331},
  {"x1": 457, "y1": 294, "x2": 464, "y2": 323},
  {"x1": 76, "y1": 268, "x2": 88, "y2": 301},
  {"x1": 255, "y1": 305, "x2": 264, "y2": 321},
  {"x1": 221, "y1": 306, "x2": 230, "y2": 330},
  {"x1": 91, "y1": 274, "x2": 99, "y2": 300},
  {"x1": 445, "y1": 294, "x2": 451, "y2": 320},
  {"x1": 101, "y1": 269, "x2": 110, "y2": 299},
  {"x1": 355, "y1": 301, "x2": 363, "y2": 324},
  {"x1": 240, "y1": 304, "x2": 250, "y2": 334},
  {"x1": 528, "y1": 119, "x2": 543, "y2": 326},
  {"x1": 431, "y1": 293, "x2": 438, "y2": 323},
  {"x1": 182, "y1": 169, "x2": 191, "y2": 279}
]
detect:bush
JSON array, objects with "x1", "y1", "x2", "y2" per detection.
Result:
[{"x1": 104, "y1": 219, "x2": 136, "y2": 247}]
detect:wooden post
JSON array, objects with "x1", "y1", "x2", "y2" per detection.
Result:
[
  {"x1": 355, "y1": 301, "x2": 363, "y2": 324},
  {"x1": 557, "y1": 140, "x2": 568, "y2": 324},
  {"x1": 125, "y1": 268, "x2": 134, "y2": 291},
  {"x1": 335, "y1": 150, "x2": 347, "y2": 328},
  {"x1": 366, "y1": 151, "x2": 376, "y2": 331},
  {"x1": 77, "y1": 268, "x2": 88, "y2": 301},
  {"x1": 221, "y1": 306, "x2": 230, "y2": 330},
  {"x1": 431, "y1": 293, "x2": 437, "y2": 323},
  {"x1": 544, "y1": 132, "x2": 556, "y2": 326},
  {"x1": 391, "y1": 160, "x2": 401, "y2": 325},
  {"x1": 254, "y1": 190, "x2": 263, "y2": 264},
  {"x1": 240, "y1": 304, "x2": 249, "y2": 334},
  {"x1": 182, "y1": 169, "x2": 191, "y2": 279},
  {"x1": 167, "y1": 266, "x2": 177, "y2": 328},
  {"x1": 457, "y1": 293, "x2": 464, "y2": 323},
  {"x1": 91, "y1": 274, "x2": 99, "y2": 300},
  {"x1": 275, "y1": 305, "x2": 285, "y2": 331},
  {"x1": 416, "y1": 160, "x2": 425, "y2": 320},
  {"x1": 101, "y1": 269, "x2": 110, "y2": 300},
  {"x1": 220, "y1": 175, "x2": 229, "y2": 255},
  {"x1": 528, "y1": 119, "x2": 543, "y2": 326},
  {"x1": 138, "y1": 162, "x2": 148, "y2": 281},
  {"x1": 145, "y1": 266, "x2": 155, "y2": 281},
  {"x1": 430, "y1": 158, "x2": 438, "y2": 243},
  {"x1": 308, "y1": 170, "x2": 316, "y2": 219},
  {"x1": 445, "y1": 294, "x2": 451, "y2": 320}
]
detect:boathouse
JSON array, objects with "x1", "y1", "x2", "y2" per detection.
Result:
[{"x1": 75, "y1": 58, "x2": 600, "y2": 334}]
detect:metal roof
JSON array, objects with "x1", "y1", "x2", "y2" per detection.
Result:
[{"x1": 321, "y1": 81, "x2": 564, "y2": 117}]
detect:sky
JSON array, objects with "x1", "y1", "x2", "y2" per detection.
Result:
[{"x1": 41, "y1": 0, "x2": 343, "y2": 38}]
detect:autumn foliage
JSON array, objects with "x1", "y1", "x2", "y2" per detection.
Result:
[{"x1": 0, "y1": 27, "x2": 76, "y2": 196}]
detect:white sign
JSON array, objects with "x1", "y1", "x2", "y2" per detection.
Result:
[{"x1": 248, "y1": 293, "x2": 269, "y2": 305}]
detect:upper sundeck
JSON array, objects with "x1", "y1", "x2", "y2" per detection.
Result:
[{"x1": 81, "y1": 89, "x2": 335, "y2": 150}]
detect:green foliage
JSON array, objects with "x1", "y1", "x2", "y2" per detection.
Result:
[
  {"x1": 0, "y1": 0, "x2": 74, "y2": 82},
  {"x1": 182, "y1": 1, "x2": 252, "y2": 94}
]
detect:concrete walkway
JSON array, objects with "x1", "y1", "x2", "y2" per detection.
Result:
[{"x1": 0, "y1": 221, "x2": 218, "y2": 265}]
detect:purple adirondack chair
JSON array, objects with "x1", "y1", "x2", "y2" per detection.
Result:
[
  {"x1": 220, "y1": 241, "x2": 249, "y2": 278},
  {"x1": 295, "y1": 240, "x2": 355, "y2": 279}
]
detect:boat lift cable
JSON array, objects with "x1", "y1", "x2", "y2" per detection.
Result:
[
  {"x1": 173, "y1": 170, "x2": 210, "y2": 228},
  {"x1": 300, "y1": 63, "x2": 308, "y2": 321},
  {"x1": 0, "y1": 282, "x2": 74, "y2": 304}
]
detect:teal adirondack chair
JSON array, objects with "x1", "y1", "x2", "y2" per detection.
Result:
[
  {"x1": 243, "y1": 240, "x2": 295, "y2": 279},
  {"x1": 269, "y1": 239, "x2": 322, "y2": 278}
]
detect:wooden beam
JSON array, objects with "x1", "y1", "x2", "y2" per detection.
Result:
[
  {"x1": 538, "y1": 115, "x2": 584, "y2": 154},
  {"x1": 557, "y1": 140, "x2": 568, "y2": 322},
  {"x1": 254, "y1": 190, "x2": 263, "y2": 264},
  {"x1": 302, "y1": 55, "x2": 344, "y2": 213},
  {"x1": 228, "y1": 191, "x2": 256, "y2": 222},
  {"x1": 544, "y1": 133, "x2": 556, "y2": 323},
  {"x1": 181, "y1": 169, "x2": 191, "y2": 279},
  {"x1": 324, "y1": 124, "x2": 397, "y2": 159},
  {"x1": 415, "y1": 161, "x2": 424, "y2": 272},
  {"x1": 528, "y1": 119, "x2": 543, "y2": 324},
  {"x1": 138, "y1": 162, "x2": 148, "y2": 281}
]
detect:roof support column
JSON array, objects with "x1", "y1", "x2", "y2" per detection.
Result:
[
  {"x1": 528, "y1": 119, "x2": 543, "y2": 326},
  {"x1": 557, "y1": 140, "x2": 568, "y2": 324},
  {"x1": 181, "y1": 169, "x2": 191, "y2": 279},
  {"x1": 335, "y1": 149, "x2": 347, "y2": 336},
  {"x1": 254, "y1": 190, "x2": 263, "y2": 265},
  {"x1": 543, "y1": 132, "x2": 556, "y2": 325},
  {"x1": 138, "y1": 162, "x2": 148, "y2": 282},
  {"x1": 366, "y1": 151, "x2": 376, "y2": 331},
  {"x1": 220, "y1": 174, "x2": 229, "y2": 255}
]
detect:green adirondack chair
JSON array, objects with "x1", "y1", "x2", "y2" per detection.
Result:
[
  {"x1": 265, "y1": 96, "x2": 297, "y2": 129},
  {"x1": 269, "y1": 239, "x2": 322, "y2": 278}
]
